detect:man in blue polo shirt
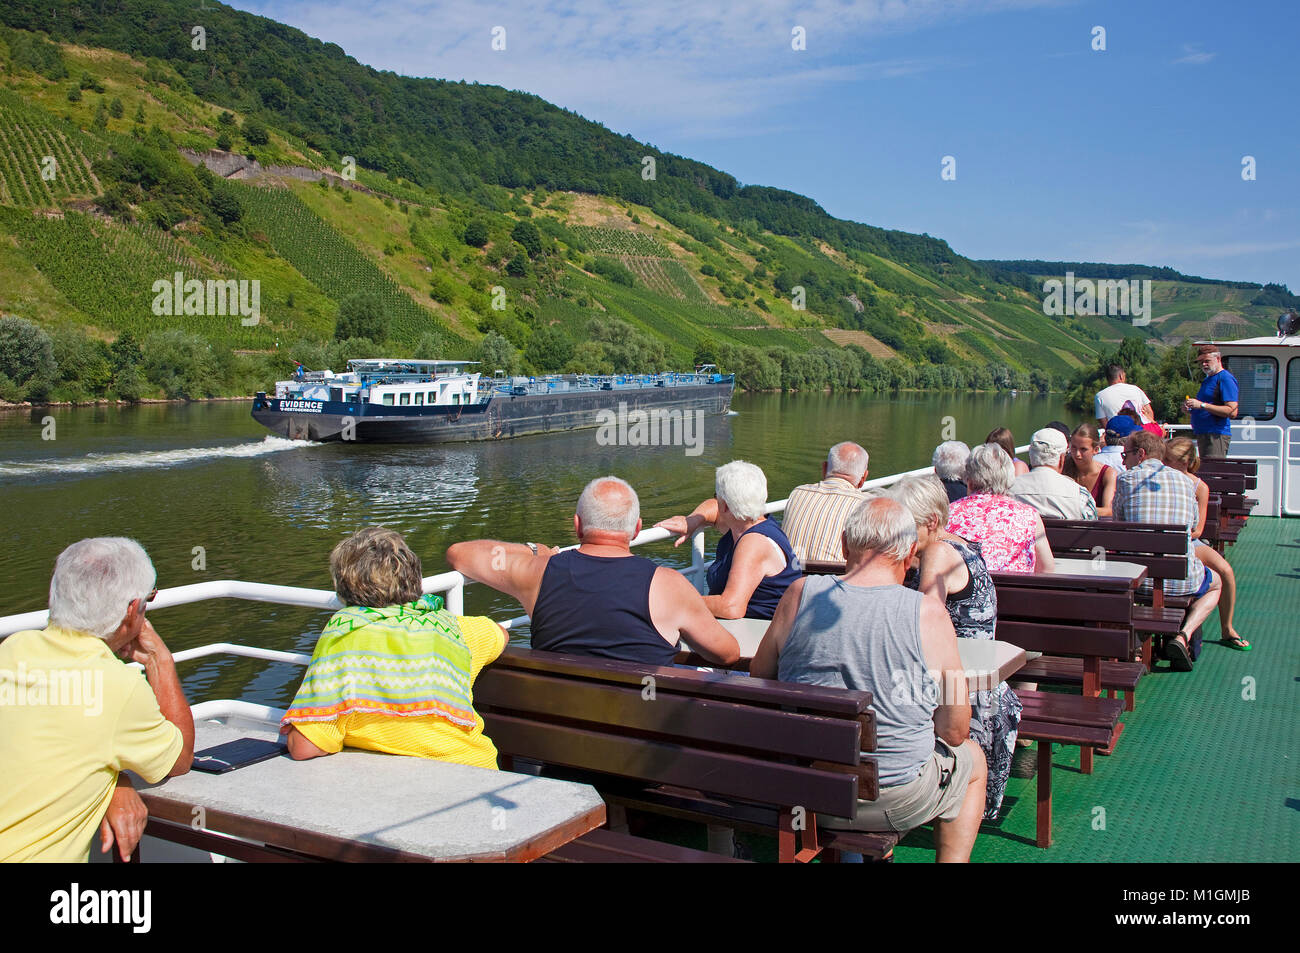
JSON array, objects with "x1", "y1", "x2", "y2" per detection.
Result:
[{"x1": 1184, "y1": 345, "x2": 1239, "y2": 459}]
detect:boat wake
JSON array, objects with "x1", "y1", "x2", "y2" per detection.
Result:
[{"x1": 0, "y1": 436, "x2": 314, "y2": 478}]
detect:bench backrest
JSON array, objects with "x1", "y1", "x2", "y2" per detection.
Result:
[
  {"x1": 475, "y1": 648, "x2": 873, "y2": 816},
  {"x1": 1042, "y1": 518, "x2": 1188, "y2": 582},
  {"x1": 990, "y1": 572, "x2": 1134, "y2": 660},
  {"x1": 1197, "y1": 457, "x2": 1257, "y2": 484}
]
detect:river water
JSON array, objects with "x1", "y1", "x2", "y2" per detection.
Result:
[{"x1": 2, "y1": 391, "x2": 1066, "y2": 707}]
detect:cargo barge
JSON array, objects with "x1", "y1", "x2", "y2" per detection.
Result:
[{"x1": 251, "y1": 359, "x2": 735, "y2": 443}]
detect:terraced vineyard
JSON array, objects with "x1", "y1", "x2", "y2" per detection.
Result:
[
  {"x1": 572, "y1": 225, "x2": 670, "y2": 257},
  {"x1": 0, "y1": 207, "x2": 274, "y2": 344},
  {"x1": 0, "y1": 100, "x2": 102, "y2": 206},
  {"x1": 235, "y1": 183, "x2": 460, "y2": 346},
  {"x1": 622, "y1": 256, "x2": 711, "y2": 304}
]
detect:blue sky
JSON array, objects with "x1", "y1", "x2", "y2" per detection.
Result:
[{"x1": 234, "y1": 0, "x2": 1300, "y2": 290}]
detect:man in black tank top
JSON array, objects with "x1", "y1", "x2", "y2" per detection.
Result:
[{"x1": 447, "y1": 477, "x2": 739, "y2": 667}]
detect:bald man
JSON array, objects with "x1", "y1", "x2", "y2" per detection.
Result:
[
  {"x1": 781, "y1": 441, "x2": 871, "y2": 562},
  {"x1": 446, "y1": 476, "x2": 740, "y2": 667}
]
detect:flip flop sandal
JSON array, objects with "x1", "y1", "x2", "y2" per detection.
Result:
[
  {"x1": 1165, "y1": 634, "x2": 1194, "y2": 671},
  {"x1": 1222, "y1": 635, "x2": 1253, "y2": 652}
]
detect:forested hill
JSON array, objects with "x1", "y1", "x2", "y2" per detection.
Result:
[
  {"x1": 0, "y1": 2, "x2": 1286, "y2": 404},
  {"x1": 0, "y1": 0, "x2": 957, "y2": 270},
  {"x1": 982, "y1": 259, "x2": 1299, "y2": 306}
]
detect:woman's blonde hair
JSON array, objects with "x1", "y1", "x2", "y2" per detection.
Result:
[
  {"x1": 1165, "y1": 436, "x2": 1200, "y2": 474},
  {"x1": 330, "y1": 527, "x2": 424, "y2": 608}
]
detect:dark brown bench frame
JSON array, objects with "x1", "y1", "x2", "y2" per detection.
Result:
[{"x1": 475, "y1": 647, "x2": 889, "y2": 863}]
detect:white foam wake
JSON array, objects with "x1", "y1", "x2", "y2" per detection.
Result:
[{"x1": 0, "y1": 436, "x2": 314, "y2": 478}]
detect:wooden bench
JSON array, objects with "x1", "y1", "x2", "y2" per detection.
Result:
[
  {"x1": 1198, "y1": 458, "x2": 1259, "y2": 543},
  {"x1": 799, "y1": 560, "x2": 1122, "y2": 849},
  {"x1": 1042, "y1": 518, "x2": 1190, "y2": 666},
  {"x1": 1198, "y1": 471, "x2": 1250, "y2": 548},
  {"x1": 474, "y1": 647, "x2": 894, "y2": 863},
  {"x1": 991, "y1": 573, "x2": 1128, "y2": 847}
]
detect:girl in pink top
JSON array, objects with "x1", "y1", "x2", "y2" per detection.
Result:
[{"x1": 946, "y1": 444, "x2": 1054, "y2": 573}]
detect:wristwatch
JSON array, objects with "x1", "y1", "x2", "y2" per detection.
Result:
[{"x1": 526, "y1": 542, "x2": 539, "y2": 556}]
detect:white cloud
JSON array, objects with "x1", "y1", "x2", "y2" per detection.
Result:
[
  {"x1": 237, "y1": 0, "x2": 1053, "y2": 136},
  {"x1": 1172, "y1": 43, "x2": 1216, "y2": 65}
]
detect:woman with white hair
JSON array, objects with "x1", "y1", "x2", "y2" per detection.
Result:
[
  {"x1": 946, "y1": 443, "x2": 1054, "y2": 573},
  {"x1": 931, "y1": 440, "x2": 970, "y2": 503},
  {"x1": 657, "y1": 460, "x2": 801, "y2": 619},
  {"x1": 889, "y1": 475, "x2": 1021, "y2": 819}
]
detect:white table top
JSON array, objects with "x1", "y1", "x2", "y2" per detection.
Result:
[
  {"x1": 696, "y1": 618, "x2": 1028, "y2": 694},
  {"x1": 1051, "y1": 557, "x2": 1148, "y2": 583},
  {"x1": 138, "y1": 720, "x2": 606, "y2": 862}
]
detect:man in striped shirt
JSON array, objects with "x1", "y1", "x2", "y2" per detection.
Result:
[{"x1": 781, "y1": 442, "x2": 871, "y2": 563}]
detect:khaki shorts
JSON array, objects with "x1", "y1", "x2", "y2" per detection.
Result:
[
  {"x1": 822, "y1": 739, "x2": 975, "y2": 833},
  {"x1": 1197, "y1": 433, "x2": 1230, "y2": 459}
]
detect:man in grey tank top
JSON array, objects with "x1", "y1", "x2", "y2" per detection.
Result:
[{"x1": 751, "y1": 497, "x2": 987, "y2": 862}]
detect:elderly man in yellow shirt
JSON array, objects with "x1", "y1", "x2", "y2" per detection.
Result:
[{"x1": 0, "y1": 538, "x2": 194, "y2": 862}]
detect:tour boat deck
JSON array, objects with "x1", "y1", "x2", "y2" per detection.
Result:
[{"x1": 637, "y1": 515, "x2": 1296, "y2": 863}]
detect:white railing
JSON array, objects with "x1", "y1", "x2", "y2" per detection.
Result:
[{"x1": 0, "y1": 449, "x2": 1013, "y2": 640}]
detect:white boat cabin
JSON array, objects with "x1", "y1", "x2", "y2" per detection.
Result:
[
  {"x1": 1201, "y1": 336, "x2": 1300, "y2": 516},
  {"x1": 274, "y1": 359, "x2": 482, "y2": 408}
]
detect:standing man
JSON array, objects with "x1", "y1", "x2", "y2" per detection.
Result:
[
  {"x1": 1184, "y1": 345, "x2": 1239, "y2": 459},
  {"x1": 1095, "y1": 365, "x2": 1154, "y2": 426}
]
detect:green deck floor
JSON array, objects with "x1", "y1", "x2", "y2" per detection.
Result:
[{"x1": 890, "y1": 515, "x2": 1299, "y2": 862}]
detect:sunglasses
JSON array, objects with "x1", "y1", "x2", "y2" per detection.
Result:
[{"x1": 135, "y1": 589, "x2": 158, "y2": 615}]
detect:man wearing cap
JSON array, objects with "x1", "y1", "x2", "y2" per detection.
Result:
[
  {"x1": 1099, "y1": 415, "x2": 1141, "y2": 471},
  {"x1": 1008, "y1": 428, "x2": 1098, "y2": 520},
  {"x1": 1184, "y1": 345, "x2": 1239, "y2": 459}
]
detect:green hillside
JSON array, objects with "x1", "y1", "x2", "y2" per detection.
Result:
[{"x1": 0, "y1": 6, "x2": 1290, "y2": 403}]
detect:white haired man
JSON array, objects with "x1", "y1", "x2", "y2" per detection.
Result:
[
  {"x1": 1009, "y1": 428, "x2": 1097, "y2": 520},
  {"x1": 780, "y1": 441, "x2": 872, "y2": 562},
  {"x1": 0, "y1": 538, "x2": 194, "y2": 862},
  {"x1": 751, "y1": 497, "x2": 987, "y2": 862},
  {"x1": 932, "y1": 440, "x2": 970, "y2": 504},
  {"x1": 447, "y1": 476, "x2": 739, "y2": 666},
  {"x1": 658, "y1": 460, "x2": 802, "y2": 619}
]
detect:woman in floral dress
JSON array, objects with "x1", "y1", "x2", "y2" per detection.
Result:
[{"x1": 946, "y1": 443, "x2": 1054, "y2": 573}]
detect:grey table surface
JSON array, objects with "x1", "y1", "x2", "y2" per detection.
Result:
[{"x1": 140, "y1": 720, "x2": 606, "y2": 861}]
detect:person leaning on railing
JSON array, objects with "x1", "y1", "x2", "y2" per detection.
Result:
[
  {"x1": 280, "y1": 527, "x2": 508, "y2": 769},
  {"x1": 0, "y1": 538, "x2": 194, "y2": 863},
  {"x1": 446, "y1": 477, "x2": 740, "y2": 667},
  {"x1": 657, "y1": 460, "x2": 802, "y2": 620}
]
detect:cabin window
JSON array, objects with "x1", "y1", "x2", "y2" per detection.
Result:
[
  {"x1": 399, "y1": 392, "x2": 411, "y2": 406},
  {"x1": 1223, "y1": 356, "x2": 1277, "y2": 421},
  {"x1": 453, "y1": 392, "x2": 461, "y2": 405},
  {"x1": 1286, "y1": 358, "x2": 1300, "y2": 421},
  {"x1": 382, "y1": 393, "x2": 394, "y2": 406},
  {"x1": 414, "y1": 392, "x2": 424, "y2": 406}
]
